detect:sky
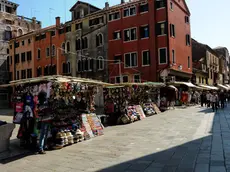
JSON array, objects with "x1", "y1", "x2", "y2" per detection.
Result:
[{"x1": 12, "y1": 0, "x2": 230, "y2": 50}]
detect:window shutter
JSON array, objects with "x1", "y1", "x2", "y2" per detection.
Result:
[{"x1": 170, "y1": 24, "x2": 172, "y2": 37}]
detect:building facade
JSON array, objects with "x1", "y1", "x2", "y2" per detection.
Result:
[
  {"x1": 66, "y1": 1, "x2": 108, "y2": 82},
  {"x1": 0, "y1": 0, "x2": 41, "y2": 108},
  {"x1": 108, "y1": 0, "x2": 192, "y2": 83},
  {"x1": 192, "y1": 39, "x2": 219, "y2": 86}
]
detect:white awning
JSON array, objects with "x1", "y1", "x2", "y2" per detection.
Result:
[
  {"x1": 167, "y1": 85, "x2": 178, "y2": 90},
  {"x1": 199, "y1": 84, "x2": 218, "y2": 90},
  {"x1": 217, "y1": 84, "x2": 229, "y2": 90},
  {"x1": 169, "y1": 81, "x2": 197, "y2": 88}
]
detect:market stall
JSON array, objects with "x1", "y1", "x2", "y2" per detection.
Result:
[
  {"x1": 2, "y1": 75, "x2": 111, "y2": 154},
  {"x1": 104, "y1": 82, "x2": 165, "y2": 125}
]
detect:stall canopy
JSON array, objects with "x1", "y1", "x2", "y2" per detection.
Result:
[
  {"x1": 199, "y1": 84, "x2": 218, "y2": 90},
  {"x1": 113, "y1": 82, "x2": 165, "y2": 87},
  {"x1": 217, "y1": 84, "x2": 229, "y2": 90},
  {"x1": 0, "y1": 75, "x2": 113, "y2": 87},
  {"x1": 169, "y1": 81, "x2": 198, "y2": 88}
]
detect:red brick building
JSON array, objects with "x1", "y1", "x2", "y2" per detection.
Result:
[{"x1": 108, "y1": 0, "x2": 192, "y2": 83}]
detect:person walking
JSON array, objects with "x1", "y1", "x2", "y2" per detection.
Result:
[
  {"x1": 211, "y1": 92, "x2": 218, "y2": 112},
  {"x1": 219, "y1": 90, "x2": 225, "y2": 109},
  {"x1": 206, "y1": 91, "x2": 211, "y2": 108},
  {"x1": 200, "y1": 92, "x2": 205, "y2": 107}
]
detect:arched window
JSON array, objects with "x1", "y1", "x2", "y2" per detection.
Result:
[
  {"x1": 78, "y1": 60, "x2": 82, "y2": 72},
  {"x1": 96, "y1": 33, "x2": 103, "y2": 47},
  {"x1": 82, "y1": 59, "x2": 85, "y2": 71},
  {"x1": 88, "y1": 59, "x2": 93, "y2": 71},
  {"x1": 67, "y1": 62, "x2": 71, "y2": 73},
  {"x1": 18, "y1": 29, "x2": 23, "y2": 36},
  {"x1": 61, "y1": 42, "x2": 65, "y2": 54},
  {"x1": 5, "y1": 26, "x2": 12, "y2": 40},
  {"x1": 82, "y1": 37, "x2": 88, "y2": 49},
  {"x1": 97, "y1": 56, "x2": 104, "y2": 70},
  {"x1": 62, "y1": 62, "x2": 66, "y2": 74},
  {"x1": 52, "y1": 45, "x2": 55, "y2": 56},
  {"x1": 66, "y1": 42, "x2": 70, "y2": 52},
  {"x1": 44, "y1": 66, "x2": 48, "y2": 76},
  {"x1": 52, "y1": 65, "x2": 56, "y2": 75},
  {"x1": 37, "y1": 67, "x2": 42, "y2": 77},
  {"x1": 76, "y1": 39, "x2": 81, "y2": 50}
]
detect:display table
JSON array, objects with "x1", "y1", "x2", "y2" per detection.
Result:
[{"x1": 0, "y1": 123, "x2": 15, "y2": 153}]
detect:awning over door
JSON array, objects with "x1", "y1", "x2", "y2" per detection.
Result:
[
  {"x1": 199, "y1": 84, "x2": 218, "y2": 90},
  {"x1": 217, "y1": 84, "x2": 229, "y2": 90}
]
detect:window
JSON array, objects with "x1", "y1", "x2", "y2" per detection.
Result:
[
  {"x1": 10, "y1": 44, "x2": 12, "y2": 49},
  {"x1": 76, "y1": 39, "x2": 81, "y2": 50},
  {"x1": 82, "y1": 37, "x2": 88, "y2": 49},
  {"x1": 124, "y1": 28, "x2": 137, "y2": 41},
  {"x1": 21, "y1": 53, "x2": 25, "y2": 62},
  {"x1": 159, "y1": 48, "x2": 167, "y2": 64},
  {"x1": 66, "y1": 42, "x2": 70, "y2": 52},
  {"x1": 21, "y1": 70, "x2": 26, "y2": 79},
  {"x1": 109, "y1": 12, "x2": 120, "y2": 21},
  {"x1": 52, "y1": 45, "x2": 56, "y2": 56},
  {"x1": 125, "y1": 52, "x2": 137, "y2": 68},
  {"x1": 67, "y1": 62, "x2": 71, "y2": 73},
  {"x1": 22, "y1": 40, "x2": 25, "y2": 46},
  {"x1": 89, "y1": 17, "x2": 104, "y2": 26},
  {"x1": 75, "y1": 23, "x2": 82, "y2": 30},
  {"x1": 89, "y1": 59, "x2": 94, "y2": 71},
  {"x1": 185, "y1": 16, "x2": 189, "y2": 23},
  {"x1": 156, "y1": 0, "x2": 166, "y2": 9},
  {"x1": 170, "y1": 2, "x2": 173, "y2": 10},
  {"x1": 44, "y1": 66, "x2": 48, "y2": 76},
  {"x1": 52, "y1": 65, "x2": 56, "y2": 75},
  {"x1": 97, "y1": 57, "x2": 104, "y2": 70},
  {"x1": 27, "y1": 51, "x2": 32, "y2": 61},
  {"x1": 96, "y1": 34, "x2": 103, "y2": 47},
  {"x1": 115, "y1": 76, "x2": 120, "y2": 83},
  {"x1": 48, "y1": 65, "x2": 52, "y2": 75},
  {"x1": 140, "y1": 25, "x2": 149, "y2": 38},
  {"x1": 28, "y1": 39, "x2": 31, "y2": 44},
  {"x1": 7, "y1": 48, "x2": 9, "y2": 54},
  {"x1": 114, "y1": 55, "x2": 122, "y2": 63},
  {"x1": 123, "y1": 7, "x2": 136, "y2": 17},
  {"x1": 134, "y1": 74, "x2": 141, "y2": 83},
  {"x1": 37, "y1": 49, "x2": 41, "y2": 59},
  {"x1": 78, "y1": 60, "x2": 82, "y2": 72},
  {"x1": 37, "y1": 67, "x2": 42, "y2": 77},
  {"x1": 170, "y1": 24, "x2": 175, "y2": 37},
  {"x1": 16, "y1": 71, "x2": 19, "y2": 80},
  {"x1": 27, "y1": 69, "x2": 32, "y2": 78},
  {"x1": 156, "y1": 22, "x2": 166, "y2": 35},
  {"x1": 172, "y1": 49, "x2": 175, "y2": 64},
  {"x1": 15, "y1": 54, "x2": 20, "y2": 63},
  {"x1": 142, "y1": 50, "x2": 150, "y2": 66},
  {"x1": 113, "y1": 31, "x2": 121, "y2": 40},
  {"x1": 46, "y1": 47, "x2": 50, "y2": 57},
  {"x1": 186, "y1": 34, "x2": 191, "y2": 46},
  {"x1": 188, "y1": 56, "x2": 190, "y2": 68},
  {"x1": 123, "y1": 76, "x2": 128, "y2": 83},
  {"x1": 41, "y1": 33, "x2": 46, "y2": 39},
  {"x1": 51, "y1": 30, "x2": 56, "y2": 36},
  {"x1": 35, "y1": 35, "x2": 40, "y2": 41},
  {"x1": 15, "y1": 42, "x2": 19, "y2": 48},
  {"x1": 62, "y1": 43, "x2": 66, "y2": 54},
  {"x1": 58, "y1": 28, "x2": 65, "y2": 34},
  {"x1": 139, "y1": 3, "x2": 148, "y2": 13},
  {"x1": 5, "y1": 26, "x2": 12, "y2": 41},
  {"x1": 66, "y1": 26, "x2": 71, "y2": 32}
]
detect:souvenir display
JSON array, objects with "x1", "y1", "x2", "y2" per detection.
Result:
[
  {"x1": 104, "y1": 84, "x2": 162, "y2": 125},
  {"x1": 11, "y1": 76, "x2": 105, "y2": 154}
]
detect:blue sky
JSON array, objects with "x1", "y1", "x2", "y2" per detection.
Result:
[{"x1": 12, "y1": 0, "x2": 229, "y2": 50}]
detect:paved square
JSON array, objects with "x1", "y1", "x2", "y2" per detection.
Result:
[{"x1": 0, "y1": 105, "x2": 230, "y2": 172}]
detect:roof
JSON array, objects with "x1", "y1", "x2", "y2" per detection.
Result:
[
  {"x1": 70, "y1": 0, "x2": 101, "y2": 12},
  {"x1": 0, "y1": 75, "x2": 113, "y2": 87},
  {"x1": 113, "y1": 82, "x2": 165, "y2": 87}
]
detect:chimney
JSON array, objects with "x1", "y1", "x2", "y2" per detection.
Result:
[
  {"x1": 56, "y1": 16, "x2": 60, "y2": 26},
  {"x1": 105, "y1": 2, "x2": 109, "y2": 9},
  {"x1": 121, "y1": 0, "x2": 125, "y2": 4}
]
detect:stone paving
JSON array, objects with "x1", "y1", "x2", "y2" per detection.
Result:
[{"x1": 0, "y1": 105, "x2": 229, "y2": 172}]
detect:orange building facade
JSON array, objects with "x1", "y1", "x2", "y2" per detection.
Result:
[{"x1": 9, "y1": 17, "x2": 66, "y2": 81}]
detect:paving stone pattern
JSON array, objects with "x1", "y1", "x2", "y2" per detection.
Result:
[{"x1": 0, "y1": 105, "x2": 230, "y2": 172}]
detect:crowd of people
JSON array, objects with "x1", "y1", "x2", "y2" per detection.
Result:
[{"x1": 200, "y1": 90, "x2": 228, "y2": 112}]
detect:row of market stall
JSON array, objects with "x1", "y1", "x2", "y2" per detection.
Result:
[{"x1": 1, "y1": 75, "x2": 229, "y2": 154}]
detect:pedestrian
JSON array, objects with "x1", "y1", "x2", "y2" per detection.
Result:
[
  {"x1": 219, "y1": 90, "x2": 225, "y2": 109},
  {"x1": 211, "y1": 92, "x2": 218, "y2": 112},
  {"x1": 200, "y1": 92, "x2": 204, "y2": 107},
  {"x1": 206, "y1": 91, "x2": 211, "y2": 108}
]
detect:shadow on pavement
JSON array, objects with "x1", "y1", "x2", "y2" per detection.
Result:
[{"x1": 98, "y1": 106, "x2": 226, "y2": 172}]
